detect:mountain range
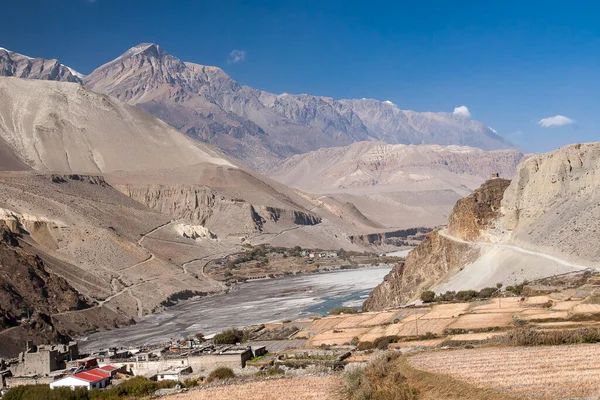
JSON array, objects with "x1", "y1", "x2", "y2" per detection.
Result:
[{"x1": 2, "y1": 43, "x2": 515, "y2": 171}]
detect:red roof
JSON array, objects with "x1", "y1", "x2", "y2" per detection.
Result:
[{"x1": 73, "y1": 369, "x2": 110, "y2": 383}]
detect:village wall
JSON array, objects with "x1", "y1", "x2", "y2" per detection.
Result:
[
  {"x1": 6, "y1": 376, "x2": 52, "y2": 388},
  {"x1": 187, "y1": 354, "x2": 245, "y2": 375}
]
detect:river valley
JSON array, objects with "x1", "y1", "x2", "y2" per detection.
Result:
[{"x1": 79, "y1": 266, "x2": 392, "y2": 351}]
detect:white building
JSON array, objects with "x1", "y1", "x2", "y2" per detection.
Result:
[
  {"x1": 50, "y1": 368, "x2": 112, "y2": 390},
  {"x1": 156, "y1": 366, "x2": 192, "y2": 382}
]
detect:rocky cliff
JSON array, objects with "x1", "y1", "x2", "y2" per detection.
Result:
[
  {"x1": 447, "y1": 178, "x2": 511, "y2": 241},
  {"x1": 498, "y1": 143, "x2": 600, "y2": 263},
  {"x1": 0, "y1": 221, "x2": 91, "y2": 357},
  {"x1": 114, "y1": 184, "x2": 321, "y2": 237},
  {"x1": 363, "y1": 178, "x2": 510, "y2": 310}
]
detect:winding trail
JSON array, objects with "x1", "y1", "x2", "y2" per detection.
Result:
[{"x1": 438, "y1": 229, "x2": 594, "y2": 270}]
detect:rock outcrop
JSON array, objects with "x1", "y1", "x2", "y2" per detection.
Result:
[
  {"x1": 447, "y1": 178, "x2": 511, "y2": 242},
  {"x1": 114, "y1": 184, "x2": 321, "y2": 237},
  {"x1": 364, "y1": 231, "x2": 480, "y2": 311},
  {"x1": 364, "y1": 178, "x2": 510, "y2": 310}
]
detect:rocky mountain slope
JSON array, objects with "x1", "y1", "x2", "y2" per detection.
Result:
[
  {"x1": 0, "y1": 47, "x2": 83, "y2": 83},
  {"x1": 269, "y1": 142, "x2": 523, "y2": 229},
  {"x1": 0, "y1": 221, "x2": 91, "y2": 357},
  {"x1": 0, "y1": 77, "x2": 373, "y2": 350},
  {"x1": 271, "y1": 142, "x2": 524, "y2": 193},
  {"x1": 363, "y1": 179, "x2": 506, "y2": 310},
  {"x1": 84, "y1": 43, "x2": 515, "y2": 170},
  {"x1": 365, "y1": 143, "x2": 600, "y2": 310}
]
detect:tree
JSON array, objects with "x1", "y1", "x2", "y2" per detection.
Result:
[{"x1": 420, "y1": 290, "x2": 436, "y2": 303}]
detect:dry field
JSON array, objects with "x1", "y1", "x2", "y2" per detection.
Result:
[
  {"x1": 409, "y1": 344, "x2": 600, "y2": 399},
  {"x1": 165, "y1": 377, "x2": 343, "y2": 400},
  {"x1": 447, "y1": 312, "x2": 513, "y2": 330},
  {"x1": 292, "y1": 293, "x2": 600, "y2": 347}
]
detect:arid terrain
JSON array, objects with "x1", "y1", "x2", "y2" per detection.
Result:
[
  {"x1": 366, "y1": 142, "x2": 600, "y2": 311},
  {"x1": 167, "y1": 377, "x2": 343, "y2": 400}
]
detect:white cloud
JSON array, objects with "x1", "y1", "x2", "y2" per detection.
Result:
[
  {"x1": 452, "y1": 105, "x2": 471, "y2": 118},
  {"x1": 227, "y1": 49, "x2": 246, "y2": 64},
  {"x1": 538, "y1": 115, "x2": 574, "y2": 128}
]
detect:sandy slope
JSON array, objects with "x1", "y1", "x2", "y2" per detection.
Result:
[
  {"x1": 0, "y1": 77, "x2": 231, "y2": 173},
  {"x1": 433, "y1": 229, "x2": 587, "y2": 292}
]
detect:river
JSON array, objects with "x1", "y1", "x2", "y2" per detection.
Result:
[{"x1": 78, "y1": 266, "x2": 392, "y2": 352}]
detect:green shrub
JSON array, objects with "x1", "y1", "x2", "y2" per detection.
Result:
[
  {"x1": 500, "y1": 327, "x2": 600, "y2": 346},
  {"x1": 373, "y1": 335, "x2": 400, "y2": 350},
  {"x1": 3, "y1": 385, "x2": 90, "y2": 400},
  {"x1": 455, "y1": 290, "x2": 479, "y2": 302},
  {"x1": 329, "y1": 307, "x2": 358, "y2": 315},
  {"x1": 420, "y1": 290, "x2": 436, "y2": 303},
  {"x1": 207, "y1": 367, "x2": 235, "y2": 382},
  {"x1": 357, "y1": 341, "x2": 375, "y2": 351},
  {"x1": 477, "y1": 287, "x2": 498, "y2": 298},
  {"x1": 213, "y1": 328, "x2": 245, "y2": 344}
]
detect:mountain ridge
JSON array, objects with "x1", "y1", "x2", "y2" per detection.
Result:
[{"x1": 83, "y1": 43, "x2": 516, "y2": 170}]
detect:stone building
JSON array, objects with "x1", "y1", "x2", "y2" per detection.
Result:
[{"x1": 9, "y1": 342, "x2": 79, "y2": 376}]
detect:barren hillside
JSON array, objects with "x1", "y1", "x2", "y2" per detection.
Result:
[{"x1": 365, "y1": 143, "x2": 600, "y2": 310}]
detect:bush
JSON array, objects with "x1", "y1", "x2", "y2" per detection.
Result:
[
  {"x1": 455, "y1": 290, "x2": 479, "y2": 302},
  {"x1": 373, "y1": 335, "x2": 400, "y2": 350},
  {"x1": 420, "y1": 290, "x2": 436, "y2": 303},
  {"x1": 357, "y1": 341, "x2": 375, "y2": 351},
  {"x1": 342, "y1": 353, "x2": 418, "y2": 400},
  {"x1": 500, "y1": 327, "x2": 600, "y2": 346},
  {"x1": 207, "y1": 367, "x2": 235, "y2": 382},
  {"x1": 329, "y1": 307, "x2": 358, "y2": 315},
  {"x1": 477, "y1": 287, "x2": 498, "y2": 298},
  {"x1": 434, "y1": 291, "x2": 456, "y2": 302},
  {"x1": 3, "y1": 386, "x2": 90, "y2": 400},
  {"x1": 213, "y1": 328, "x2": 245, "y2": 344}
]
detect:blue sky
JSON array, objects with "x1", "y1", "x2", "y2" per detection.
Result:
[{"x1": 1, "y1": 0, "x2": 598, "y2": 153}]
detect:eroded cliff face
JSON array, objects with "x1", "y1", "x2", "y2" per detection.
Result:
[
  {"x1": 114, "y1": 184, "x2": 321, "y2": 237},
  {"x1": 499, "y1": 143, "x2": 600, "y2": 263},
  {"x1": 364, "y1": 178, "x2": 511, "y2": 310},
  {"x1": 363, "y1": 231, "x2": 480, "y2": 310},
  {"x1": 447, "y1": 178, "x2": 511, "y2": 242}
]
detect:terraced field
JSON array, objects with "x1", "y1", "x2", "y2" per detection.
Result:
[{"x1": 409, "y1": 344, "x2": 600, "y2": 399}]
